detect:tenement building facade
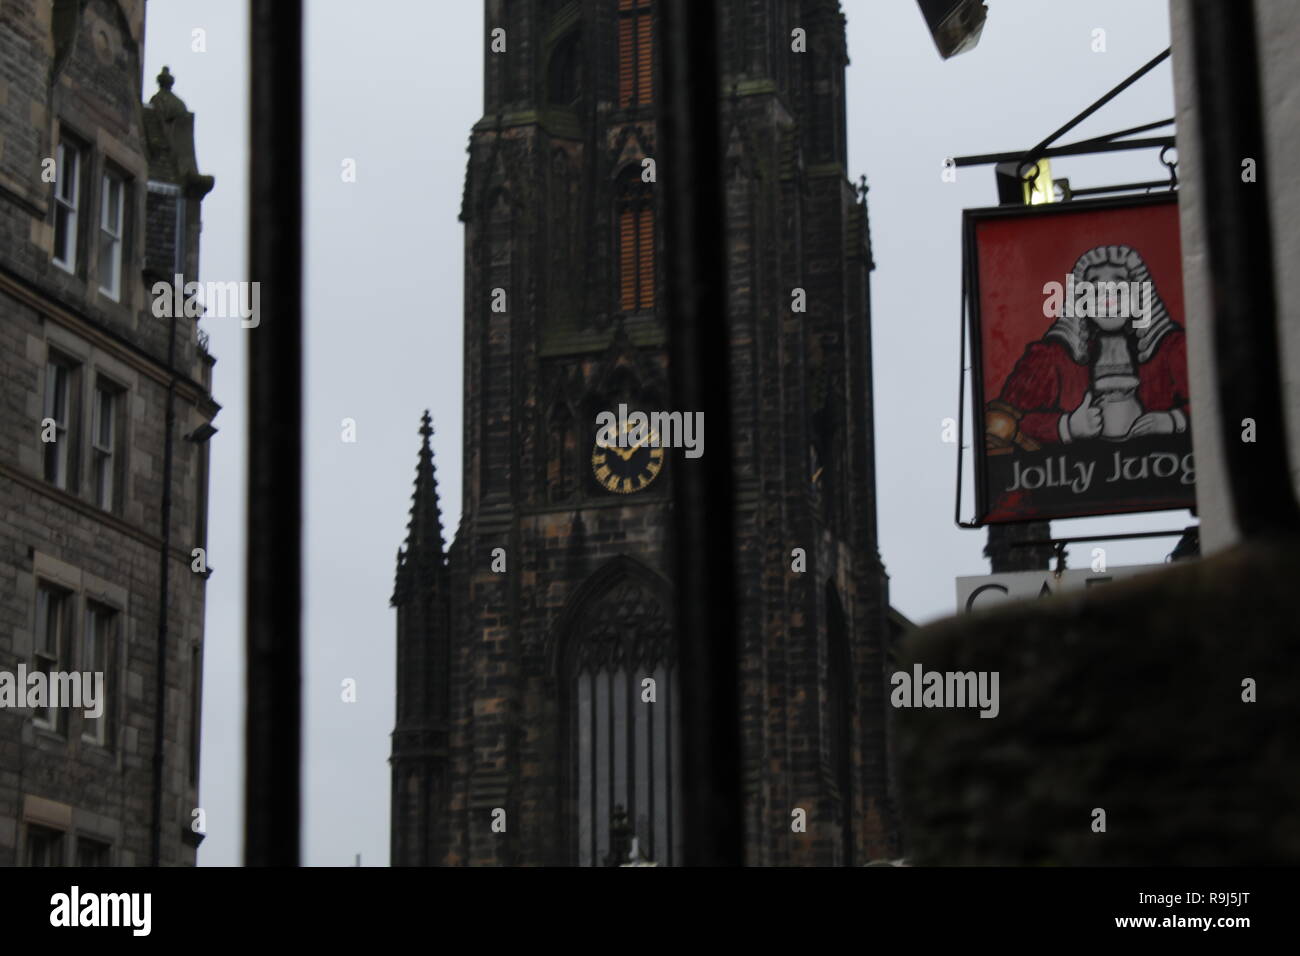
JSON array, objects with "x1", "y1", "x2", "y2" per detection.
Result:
[
  {"x1": 0, "y1": 0, "x2": 216, "y2": 865},
  {"x1": 392, "y1": 0, "x2": 901, "y2": 865}
]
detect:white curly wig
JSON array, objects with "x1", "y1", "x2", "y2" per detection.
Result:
[{"x1": 1044, "y1": 244, "x2": 1178, "y2": 363}]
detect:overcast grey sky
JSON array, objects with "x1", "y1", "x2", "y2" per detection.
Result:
[{"x1": 143, "y1": 0, "x2": 1180, "y2": 866}]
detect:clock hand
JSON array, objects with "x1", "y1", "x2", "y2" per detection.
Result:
[
  {"x1": 598, "y1": 439, "x2": 633, "y2": 461},
  {"x1": 628, "y1": 430, "x2": 659, "y2": 454},
  {"x1": 617, "y1": 422, "x2": 639, "y2": 459}
]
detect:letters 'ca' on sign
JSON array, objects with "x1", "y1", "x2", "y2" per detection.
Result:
[
  {"x1": 956, "y1": 564, "x2": 1167, "y2": 613},
  {"x1": 964, "y1": 193, "x2": 1195, "y2": 524}
]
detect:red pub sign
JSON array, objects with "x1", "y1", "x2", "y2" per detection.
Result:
[{"x1": 965, "y1": 193, "x2": 1195, "y2": 523}]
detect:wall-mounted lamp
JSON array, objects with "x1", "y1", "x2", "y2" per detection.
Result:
[{"x1": 917, "y1": 0, "x2": 988, "y2": 59}]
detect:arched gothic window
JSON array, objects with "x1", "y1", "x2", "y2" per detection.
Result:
[
  {"x1": 564, "y1": 567, "x2": 680, "y2": 865},
  {"x1": 547, "y1": 401, "x2": 577, "y2": 503},
  {"x1": 547, "y1": 31, "x2": 583, "y2": 106},
  {"x1": 615, "y1": 168, "x2": 654, "y2": 313},
  {"x1": 617, "y1": 0, "x2": 653, "y2": 108}
]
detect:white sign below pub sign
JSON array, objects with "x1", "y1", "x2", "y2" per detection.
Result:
[{"x1": 955, "y1": 563, "x2": 1166, "y2": 614}]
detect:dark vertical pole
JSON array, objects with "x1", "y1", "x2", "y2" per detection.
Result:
[
  {"x1": 1189, "y1": 0, "x2": 1300, "y2": 537},
  {"x1": 660, "y1": 0, "x2": 743, "y2": 865},
  {"x1": 245, "y1": 0, "x2": 303, "y2": 866}
]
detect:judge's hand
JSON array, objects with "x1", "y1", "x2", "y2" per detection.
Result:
[
  {"x1": 1067, "y1": 390, "x2": 1102, "y2": 440},
  {"x1": 1129, "y1": 411, "x2": 1176, "y2": 436}
]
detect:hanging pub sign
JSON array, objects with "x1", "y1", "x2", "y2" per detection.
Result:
[{"x1": 965, "y1": 192, "x2": 1194, "y2": 523}]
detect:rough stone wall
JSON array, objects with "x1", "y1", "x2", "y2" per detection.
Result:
[{"x1": 0, "y1": 0, "x2": 215, "y2": 866}]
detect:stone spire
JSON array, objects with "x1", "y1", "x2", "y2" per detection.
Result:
[{"x1": 392, "y1": 411, "x2": 445, "y2": 605}]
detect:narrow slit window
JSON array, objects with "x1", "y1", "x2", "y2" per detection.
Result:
[
  {"x1": 189, "y1": 645, "x2": 202, "y2": 784},
  {"x1": 618, "y1": 209, "x2": 638, "y2": 311},
  {"x1": 637, "y1": 206, "x2": 655, "y2": 309}
]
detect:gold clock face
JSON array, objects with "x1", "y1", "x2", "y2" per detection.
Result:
[{"x1": 591, "y1": 428, "x2": 664, "y2": 494}]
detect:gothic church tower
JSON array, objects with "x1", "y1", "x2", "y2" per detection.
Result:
[{"x1": 392, "y1": 0, "x2": 897, "y2": 866}]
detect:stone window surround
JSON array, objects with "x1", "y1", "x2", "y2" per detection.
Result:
[
  {"x1": 51, "y1": 136, "x2": 85, "y2": 273},
  {"x1": 47, "y1": 106, "x2": 148, "y2": 324},
  {"x1": 17, "y1": 794, "x2": 122, "y2": 867},
  {"x1": 40, "y1": 323, "x2": 137, "y2": 517},
  {"x1": 25, "y1": 550, "x2": 129, "y2": 753},
  {"x1": 96, "y1": 166, "x2": 128, "y2": 302}
]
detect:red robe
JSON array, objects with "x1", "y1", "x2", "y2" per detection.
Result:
[{"x1": 995, "y1": 329, "x2": 1190, "y2": 445}]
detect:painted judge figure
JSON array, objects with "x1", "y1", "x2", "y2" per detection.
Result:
[{"x1": 985, "y1": 244, "x2": 1191, "y2": 454}]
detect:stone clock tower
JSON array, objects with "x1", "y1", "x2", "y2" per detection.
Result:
[{"x1": 391, "y1": 0, "x2": 902, "y2": 866}]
